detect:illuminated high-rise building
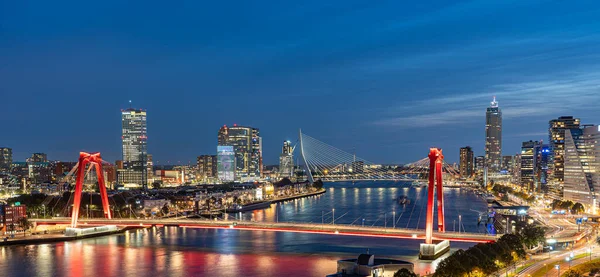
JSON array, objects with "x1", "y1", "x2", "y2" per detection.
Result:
[
  {"x1": 485, "y1": 96, "x2": 502, "y2": 173},
  {"x1": 563, "y1": 125, "x2": 600, "y2": 213},
  {"x1": 520, "y1": 140, "x2": 541, "y2": 191},
  {"x1": 217, "y1": 124, "x2": 262, "y2": 181},
  {"x1": 474, "y1": 156, "x2": 485, "y2": 175},
  {"x1": 459, "y1": 146, "x2": 474, "y2": 178},
  {"x1": 197, "y1": 155, "x2": 217, "y2": 182},
  {"x1": 118, "y1": 107, "x2": 148, "y2": 188},
  {"x1": 549, "y1": 116, "x2": 581, "y2": 184},
  {"x1": 279, "y1": 140, "x2": 294, "y2": 178},
  {"x1": 0, "y1": 147, "x2": 12, "y2": 172}
]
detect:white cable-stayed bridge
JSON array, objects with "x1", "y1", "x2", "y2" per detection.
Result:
[{"x1": 297, "y1": 130, "x2": 460, "y2": 183}]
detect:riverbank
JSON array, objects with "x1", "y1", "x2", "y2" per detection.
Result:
[
  {"x1": 0, "y1": 226, "x2": 142, "y2": 247},
  {"x1": 271, "y1": 188, "x2": 326, "y2": 204},
  {"x1": 223, "y1": 189, "x2": 327, "y2": 213}
]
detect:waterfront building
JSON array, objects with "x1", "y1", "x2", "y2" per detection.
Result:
[
  {"x1": 549, "y1": 116, "x2": 581, "y2": 185},
  {"x1": 119, "y1": 107, "x2": 148, "y2": 188},
  {"x1": 564, "y1": 125, "x2": 600, "y2": 213},
  {"x1": 217, "y1": 124, "x2": 262, "y2": 181},
  {"x1": 197, "y1": 155, "x2": 217, "y2": 182},
  {"x1": 485, "y1": 96, "x2": 502, "y2": 173},
  {"x1": 459, "y1": 146, "x2": 474, "y2": 178},
  {"x1": 279, "y1": 140, "x2": 294, "y2": 178},
  {"x1": 217, "y1": 146, "x2": 236, "y2": 182},
  {"x1": 474, "y1": 156, "x2": 485, "y2": 175},
  {"x1": 326, "y1": 254, "x2": 414, "y2": 277},
  {"x1": 0, "y1": 147, "x2": 12, "y2": 172},
  {"x1": 351, "y1": 161, "x2": 365, "y2": 174},
  {"x1": 520, "y1": 141, "x2": 541, "y2": 191},
  {"x1": 1, "y1": 204, "x2": 27, "y2": 234}
]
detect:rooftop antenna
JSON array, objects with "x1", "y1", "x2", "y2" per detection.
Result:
[{"x1": 490, "y1": 96, "x2": 498, "y2": 108}]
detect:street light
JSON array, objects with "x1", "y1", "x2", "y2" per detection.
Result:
[
  {"x1": 332, "y1": 208, "x2": 335, "y2": 225},
  {"x1": 458, "y1": 214, "x2": 462, "y2": 234},
  {"x1": 362, "y1": 218, "x2": 365, "y2": 228},
  {"x1": 555, "y1": 264, "x2": 560, "y2": 277},
  {"x1": 393, "y1": 211, "x2": 396, "y2": 229},
  {"x1": 565, "y1": 257, "x2": 571, "y2": 270}
]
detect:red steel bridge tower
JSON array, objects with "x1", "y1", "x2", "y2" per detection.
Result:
[
  {"x1": 70, "y1": 152, "x2": 112, "y2": 228},
  {"x1": 425, "y1": 147, "x2": 445, "y2": 244}
]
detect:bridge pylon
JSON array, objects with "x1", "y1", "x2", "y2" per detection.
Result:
[
  {"x1": 70, "y1": 152, "x2": 111, "y2": 228},
  {"x1": 420, "y1": 148, "x2": 450, "y2": 260}
]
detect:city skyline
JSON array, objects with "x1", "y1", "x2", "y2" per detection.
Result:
[{"x1": 2, "y1": 1, "x2": 600, "y2": 164}]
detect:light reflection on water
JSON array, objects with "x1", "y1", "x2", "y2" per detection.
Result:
[{"x1": 0, "y1": 181, "x2": 487, "y2": 276}]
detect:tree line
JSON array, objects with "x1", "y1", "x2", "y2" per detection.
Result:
[{"x1": 434, "y1": 230, "x2": 545, "y2": 277}]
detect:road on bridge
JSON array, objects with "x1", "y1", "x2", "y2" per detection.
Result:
[{"x1": 33, "y1": 218, "x2": 497, "y2": 243}]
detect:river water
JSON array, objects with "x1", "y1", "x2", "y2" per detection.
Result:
[{"x1": 0, "y1": 181, "x2": 488, "y2": 276}]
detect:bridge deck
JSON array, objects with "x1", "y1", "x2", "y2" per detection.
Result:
[{"x1": 33, "y1": 218, "x2": 497, "y2": 243}]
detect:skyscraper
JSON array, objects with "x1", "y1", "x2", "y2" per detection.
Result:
[
  {"x1": 459, "y1": 146, "x2": 474, "y2": 178},
  {"x1": 279, "y1": 140, "x2": 294, "y2": 178},
  {"x1": 535, "y1": 144, "x2": 550, "y2": 192},
  {"x1": 485, "y1": 96, "x2": 502, "y2": 173},
  {"x1": 520, "y1": 140, "x2": 541, "y2": 191},
  {"x1": 217, "y1": 124, "x2": 262, "y2": 181},
  {"x1": 0, "y1": 147, "x2": 12, "y2": 172},
  {"x1": 549, "y1": 116, "x2": 582, "y2": 184},
  {"x1": 197, "y1": 155, "x2": 217, "y2": 182},
  {"x1": 119, "y1": 108, "x2": 148, "y2": 188},
  {"x1": 563, "y1": 125, "x2": 599, "y2": 213}
]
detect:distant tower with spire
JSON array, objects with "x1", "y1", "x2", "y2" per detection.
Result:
[{"x1": 485, "y1": 96, "x2": 502, "y2": 174}]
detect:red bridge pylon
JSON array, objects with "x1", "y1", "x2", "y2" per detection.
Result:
[
  {"x1": 70, "y1": 152, "x2": 111, "y2": 228},
  {"x1": 425, "y1": 148, "x2": 445, "y2": 244}
]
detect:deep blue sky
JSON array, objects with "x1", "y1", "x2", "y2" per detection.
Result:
[{"x1": 2, "y1": 1, "x2": 600, "y2": 165}]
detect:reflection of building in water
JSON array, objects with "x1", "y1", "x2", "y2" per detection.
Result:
[{"x1": 326, "y1": 253, "x2": 414, "y2": 277}]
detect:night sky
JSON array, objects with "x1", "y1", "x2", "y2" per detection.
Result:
[{"x1": 2, "y1": 1, "x2": 600, "y2": 165}]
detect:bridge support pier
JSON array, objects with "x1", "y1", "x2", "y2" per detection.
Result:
[
  {"x1": 70, "y1": 152, "x2": 111, "y2": 228},
  {"x1": 419, "y1": 148, "x2": 450, "y2": 260}
]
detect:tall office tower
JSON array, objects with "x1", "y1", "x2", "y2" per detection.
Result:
[
  {"x1": 513, "y1": 154, "x2": 522, "y2": 185},
  {"x1": 119, "y1": 108, "x2": 148, "y2": 188},
  {"x1": 535, "y1": 144, "x2": 550, "y2": 192},
  {"x1": 474, "y1": 156, "x2": 485, "y2": 175},
  {"x1": 197, "y1": 155, "x2": 217, "y2": 182},
  {"x1": 279, "y1": 140, "x2": 295, "y2": 178},
  {"x1": 0, "y1": 147, "x2": 12, "y2": 171},
  {"x1": 217, "y1": 124, "x2": 262, "y2": 181},
  {"x1": 549, "y1": 116, "x2": 582, "y2": 185},
  {"x1": 520, "y1": 140, "x2": 541, "y2": 191},
  {"x1": 485, "y1": 96, "x2": 502, "y2": 173},
  {"x1": 459, "y1": 146, "x2": 474, "y2": 178},
  {"x1": 563, "y1": 125, "x2": 600, "y2": 213}
]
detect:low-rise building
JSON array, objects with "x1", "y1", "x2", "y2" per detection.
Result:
[{"x1": 327, "y1": 254, "x2": 414, "y2": 277}]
